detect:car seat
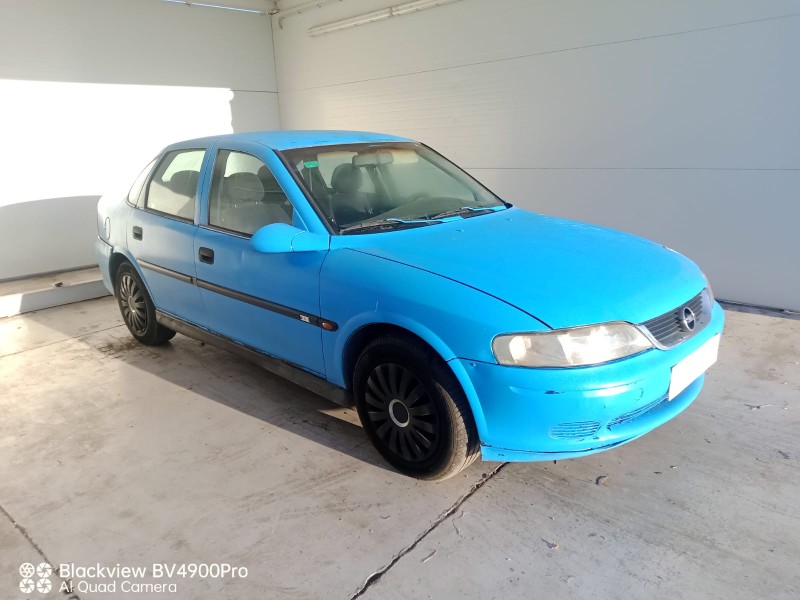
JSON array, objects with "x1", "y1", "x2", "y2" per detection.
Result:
[{"x1": 330, "y1": 163, "x2": 370, "y2": 226}]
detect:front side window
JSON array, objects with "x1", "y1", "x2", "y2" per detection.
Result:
[
  {"x1": 145, "y1": 149, "x2": 204, "y2": 220},
  {"x1": 279, "y1": 143, "x2": 506, "y2": 233},
  {"x1": 208, "y1": 150, "x2": 293, "y2": 236}
]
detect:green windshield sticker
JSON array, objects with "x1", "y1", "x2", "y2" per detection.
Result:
[{"x1": 303, "y1": 160, "x2": 320, "y2": 168}]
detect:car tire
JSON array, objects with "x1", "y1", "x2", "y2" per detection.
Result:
[
  {"x1": 354, "y1": 334, "x2": 480, "y2": 481},
  {"x1": 115, "y1": 262, "x2": 176, "y2": 346}
]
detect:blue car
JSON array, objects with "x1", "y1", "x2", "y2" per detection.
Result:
[{"x1": 95, "y1": 131, "x2": 724, "y2": 480}]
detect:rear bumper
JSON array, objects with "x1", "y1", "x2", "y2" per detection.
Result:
[
  {"x1": 94, "y1": 236, "x2": 114, "y2": 295},
  {"x1": 457, "y1": 302, "x2": 725, "y2": 462}
]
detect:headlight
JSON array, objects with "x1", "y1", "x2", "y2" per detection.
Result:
[
  {"x1": 700, "y1": 274, "x2": 714, "y2": 305},
  {"x1": 492, "y1": 322, "x2": 653, "y2": 368}
]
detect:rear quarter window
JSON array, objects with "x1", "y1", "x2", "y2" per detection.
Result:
[{"x1": 128, "y1": 159, "x2": 157, "y2": 206}]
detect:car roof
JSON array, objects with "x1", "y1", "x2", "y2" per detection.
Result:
[{"x1": 173, "y1": 130, "x2": 413, "y2": 151}]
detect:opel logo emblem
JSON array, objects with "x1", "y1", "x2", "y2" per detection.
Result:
[{"x1": 679, "y1": 307, "x2": 696, "y2": 332}]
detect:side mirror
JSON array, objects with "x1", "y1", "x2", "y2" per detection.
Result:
[{"x1": 251, "y1": 223, "x2": 329, "y2": 254}]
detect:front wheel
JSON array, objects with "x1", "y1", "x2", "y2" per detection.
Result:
[
  {"x1": 115, "y1": 262, "x2": 175, "y2": 346},
  {"x1": 354, "y1": 335, "x2": 479, "y2": 481}
]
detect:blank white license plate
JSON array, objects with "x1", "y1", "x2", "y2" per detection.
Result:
[{"x1": 668, "y1": 334, "x2": 720, "y2": 400}]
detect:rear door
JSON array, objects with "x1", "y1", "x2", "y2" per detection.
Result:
[
  {"x1": 128, "y1": 147, "x2": 206, "y2": 324},
  {"x1": 193, "y1": 144, "x2": 327, "y2": 375}
]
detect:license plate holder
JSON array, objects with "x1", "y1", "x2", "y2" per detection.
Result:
[{"x1": 668, "y1": 334, "x2": 720, "y2": 400}]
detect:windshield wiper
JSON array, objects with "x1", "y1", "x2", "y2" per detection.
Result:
[
  {"x1": 429, "y1": 206, "x2": 505, "y2": 220},
  {"x1": 339, "y1": 217, "x2": 441, "y2": 234}
]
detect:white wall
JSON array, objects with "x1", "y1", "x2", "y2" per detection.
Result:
[
  {"x1": 0, "y1": 0, "x2": 280, "y2": 281},
  {"x1": 273, "y1": 0, "x2": 800, "y2": 311}
]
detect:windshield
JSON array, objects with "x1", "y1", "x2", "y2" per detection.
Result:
[{"x1": 279, "y1": 143, "x2": 507, "y2": 233}]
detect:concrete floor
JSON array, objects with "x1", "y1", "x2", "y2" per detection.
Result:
[{"x1": 1, "y1": 297, "x2": 798, "y2": 600}]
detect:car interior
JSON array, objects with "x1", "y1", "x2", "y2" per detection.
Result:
[
  {"x1": 147, "y1": 169, "x2": 198, "y2": 221},
  {"x1": 208, "y1": 158, "x2": 294, "y2": 236}
]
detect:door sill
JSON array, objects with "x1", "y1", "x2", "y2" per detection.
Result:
[{"x1": 156, "y1": 311, "x2": 353, "y2": 407}]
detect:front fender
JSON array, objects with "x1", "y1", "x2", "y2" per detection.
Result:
[
  {"x1": 333, "y1": 308, "x2": 461, "y2": 367},
  {"x1": 320, "y1": 248, "x2": 546, "y2": 441}
]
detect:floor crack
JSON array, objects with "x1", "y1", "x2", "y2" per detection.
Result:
[
  {"x1": 0, "y1": 503, "x2": 82, "y2": 599},
  {"x1": 347, "y1": 462, "x2": 507, "y2": 599}
]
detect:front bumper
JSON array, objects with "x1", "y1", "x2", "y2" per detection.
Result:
[{"x1": 458, "y1": 302, "x2": 725, "y2": 462}]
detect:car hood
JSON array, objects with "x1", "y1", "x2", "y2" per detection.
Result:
[{"x1": 339, "y1": 208, "x2": 707, "y2": 329}]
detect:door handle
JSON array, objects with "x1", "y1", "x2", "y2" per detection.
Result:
[
  {"x1": 198, "y1": 247, "x2": 215, "y2": 265},
  {"x1": 132, "y1": 226, "x2": 143, "y2": 240}
]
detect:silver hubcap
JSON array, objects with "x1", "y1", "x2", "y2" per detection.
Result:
[
  {"x1": 388, "y1": 399, "x2": 411, "y2": 428},
  {"x1": 119, "y1": 273, "x2": 147, "y2": 335}
]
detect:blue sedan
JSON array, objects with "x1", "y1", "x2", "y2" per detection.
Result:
[{"x1": 95, "y1": 130, "x2": 724, "y2": 480}]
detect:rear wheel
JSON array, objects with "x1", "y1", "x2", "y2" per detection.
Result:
[
  {"x1": 115, "y1": 262, "x2": 175, "y2": 346},
  {"x1": 354, "y1": 335, "x2": 479, "y2": 480}
]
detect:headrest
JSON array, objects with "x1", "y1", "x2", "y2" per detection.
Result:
[
  {"x1": 331, "y1": 163, "x2": 362, "y2": 195},
  {"x1": 168, "y1": 170, "x2": 199, "y2": 198},
  {"x1": 257, "y1": 165, "x2": 282, "y2": 193},
  {"x1": 226, "y1": 172, "x2": 264, "y2": 203}
]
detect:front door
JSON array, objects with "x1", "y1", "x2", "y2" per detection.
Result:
[{"x1": 193, "y1": 148, "x2": 327, "y2": 375}]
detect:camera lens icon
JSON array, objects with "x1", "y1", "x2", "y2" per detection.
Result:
[
  {"x1": 19, "y1": 563, "x2": 35, "y2": 579},
  {"x1": 36, "y1": 563, "x2": 52, "y2": 579},
  {"x1": 18, "y1": 562, "x2": 53, "y2": 594}
]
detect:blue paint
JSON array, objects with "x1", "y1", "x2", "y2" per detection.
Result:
[
  {"x1": 194, "y1": 227, "x2": 328, "y2": 374},
  {"x1": 332, "y1": 208, "x2": 706, "y2": 328},
  {"x1": 129, "y1": 210, "x2": 205, "y2": 324},
  {"x1": 170, "y1": 130, "x2": 412, "y2": 152},
  {"x1": 251, "y1": 223, "x2": 329, "y2": 254},
  {"x1": 95, "y1": 131, "x2": 725, "y2": 463}
]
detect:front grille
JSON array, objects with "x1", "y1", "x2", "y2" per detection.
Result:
[
  {"x1": 608, "y1": 394, "x2": 668, "y2": 428},
  {"x1": 640, "y1": 289, "x2": 710, "y2": 348},
  {"x1": 549, "y1": 421, "x2": 601, "y2": 440}
]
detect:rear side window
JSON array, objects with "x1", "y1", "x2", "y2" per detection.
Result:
[{"x1": 145, "y1": 149, "x2": 205, "y2": 221}]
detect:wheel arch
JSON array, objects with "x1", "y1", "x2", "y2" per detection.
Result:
[
  {"x1": 108, "y1": 250, "x2": 151, "y2": 297},
  {"x1": 340, "y1": 320, "x2": 488, "y2": 440},
  {"x1": 109, "y1": 252, "x2": 128, "y2": 293}
]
